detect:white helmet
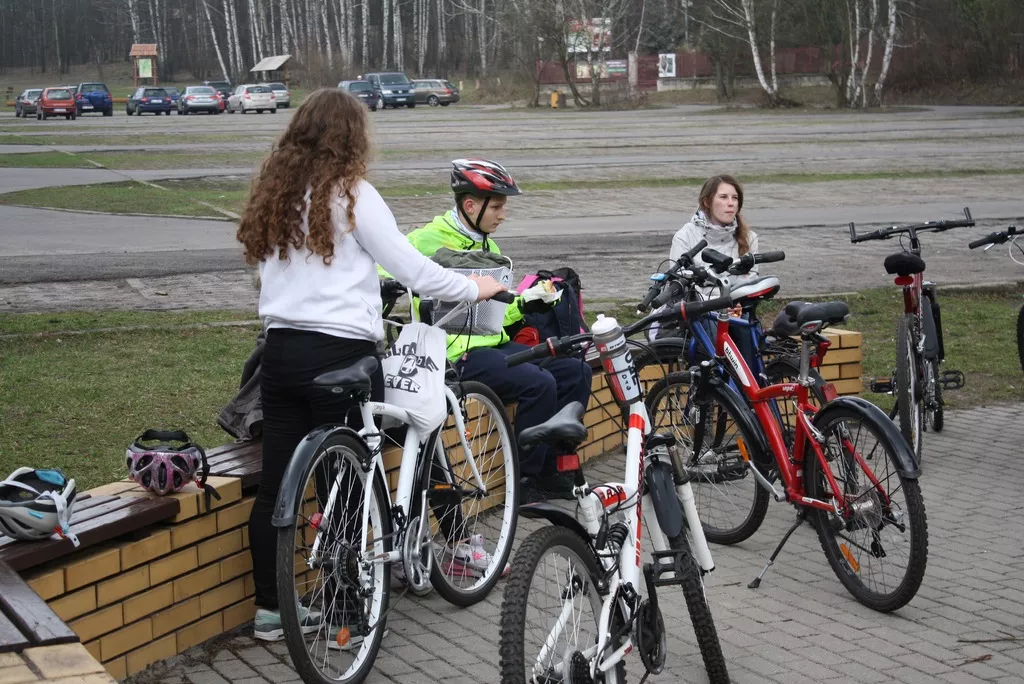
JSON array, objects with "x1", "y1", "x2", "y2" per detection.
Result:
[{"x1": 0, "y1": 468, "x2": 79, "y2": 546}]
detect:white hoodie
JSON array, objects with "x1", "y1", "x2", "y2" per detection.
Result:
[
  {"x1": 670, "y1": 211, "x2": 760, "y2": 289},
  {"x1": 259, "y1": 180, "x2": 479, "y2": 341}
]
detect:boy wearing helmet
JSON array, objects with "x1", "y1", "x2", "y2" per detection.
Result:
[{"x1": 405, "y1": 159, "x2": 592, "y2": 501}]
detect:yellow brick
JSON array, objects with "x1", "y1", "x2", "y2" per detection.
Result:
[
  {"x1": 171, "y1": 515, "x2": 218, "y2": 550},
  {"x1": 197, "y1": 529, "x2": 243, "y2": 567},
  {"x1": 838, "y1": 330, "x2": 863, "y2": 349},
  {"x1": 223, "y1": 597, "x2": 256, "y2": 631},
  {"x1": 152, "y1": 596, "x2": 200, "y2": 637},
  {"x1": 822, "y1": 347, "x2": 861, "y2": 365},
  {"x1": 168, "y1": 487, "x2": 202, "y2": 523},
  {"x1": 123, "y1": 582, "x2": 174, "y2": 624},
  {"x1": 24, "y1": 642, "x2": 107, "y2": 679},
  {"x1": 120, "y1": 529, "x2": 172, "y2": 570},
  {"x1": 244, "y1": 573, "x2": 255, "y2": 597},
  {"x1": 70, "y1": 604, "x2": 123, "y2": 642},
  {"x1": 64, "y1": 548, "x2": 120, "y2": 592},
  {"x1": 176, "y1": 613, "x2": 223, "y2": 651},
  {"x1": 103, "y1": 657, "x2": 126, "y2": 682},
  {"x1": 83, "y1": 639, "x2": 101, "y2": 662},
  {"x1": 204, "y1": 476, "x2": 242, "y2": 510},
  {"x1": 831, "y1": 378, "x2": 863, "y2": 395},
  {"x1": 173, "y1": 564, "x2": 221, "y2": 603},
  {"x1": 819, "y1": 364, "x2": 841, "y2": 380},
  {"x1": 26, "y1": 567, "x2": 65, "y2": 600},
  {"x1": 150, "y1": 547, "x2": 198, "y2": 585},
  {"x1": 840, "y1": 362, "x2": 863, "y2": 380},
  {"x1": 0, "y1": 665, "x2": 37, "y2": 683},
  {"x1": 216, "y1": 496, "x2": 255, "y2": 533},
  {"x1": 125, "y1": 634, "x2": 176, "y2": 676},
  {"x1": 242, "y1": 526, "x2": 249, "y2": 548},
  {"x1": 200, "y1": 578, "x2": 246, "y2": 616},
  {"x1": 99, "y1": 618, "x2": 153, "y2": 660},
  {"x1": 44, "y1": 676, "x2": 117, "y2": 684},
  {"x1": 220, "y1": 551, "x2": 253, "y2": 582},
  {"x1": 97, "y1": 565, "x2": 150, "y2": 607},
  {"x1": 0, "y1": 654, "x2": 22, "y2": 668}
]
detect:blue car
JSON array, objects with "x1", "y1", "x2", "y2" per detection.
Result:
[
  {"x1": 74, "y1": 82, "x2": 113, "y2": 116},
  {"x1": 126, "y1": 86, "x2": 173, "y2": 116},
  {"x1": 163, "y1": 86, "x2": 181, "y2": 108}
]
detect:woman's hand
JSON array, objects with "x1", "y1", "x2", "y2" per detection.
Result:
[
  {"x1": 728, "y1": 305, "x2": 744, "y2": 318},
  {"x1": 468, "y1": 274, "x2": 508, "y2": 302}
]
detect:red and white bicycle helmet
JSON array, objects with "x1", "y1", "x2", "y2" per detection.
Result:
[
  {"x1": 126, "y1": 429, "x2": 219, "y2": 500},
  {"x1": 450, "y1": 159, "x2": 522, "y2": 198}
]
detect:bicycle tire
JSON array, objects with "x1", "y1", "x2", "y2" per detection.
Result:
[
  {"x1": 667, "y1": 532, "x2": 729, "y2": 684},
  {"x1": 805, "y1": 404, "x2": 928, "y2": 612},
  {"x1": 427, "y1": 380, "x2": 519, "y2": 607},
  {"x1": 276, "y1": 432, "x2": 392, "y2": 684},
  {"x1": 1017, "y1": 303, "x2": 1024, "y2": 374},
  {"x1": 646, "y1": 370, "x2": 770, "y2": 545},
  {"x1": 926, "y1": 359, "x2": 944, "y2": 433},
  {"x1": 498, "y1": 525, "x2": 625, "y2": 684},
  {"x1": 895, "y1": 315, "x2": 923, "y2": 463}
]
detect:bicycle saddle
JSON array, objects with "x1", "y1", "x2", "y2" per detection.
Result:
[
  {"x1": 313, "y1": 356, "x2": 378, "y2": 395},
  {"x1": 883, "y1": 252, "x2": 926, "y2": 277},
  {"x1": 518, "y1": 401, "x2": 588, "y2": 449},
  {"x1": 730, "y1": 276, "x2": 780, "y2": 307},
  {"x1": 772, "y1": 301, "x2": 849, "y2": 336}
]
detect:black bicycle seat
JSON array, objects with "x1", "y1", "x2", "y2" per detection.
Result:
[
  {"x1": 313, "y1": 356, "x2": 378, "y2": 395},
  {"x1": 883, "y1": 252, "x2": 926, "y2": 277},
  {"x1": 519, "y1": 402, "x2": 588, "y2": 449},
  {"x1": 773, "y1": 301, "x2": 849, "y2": 335}
]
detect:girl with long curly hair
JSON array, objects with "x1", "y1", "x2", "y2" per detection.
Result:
[{"x1": 237, "y1": 88, "x2": 505, "y2": 640}]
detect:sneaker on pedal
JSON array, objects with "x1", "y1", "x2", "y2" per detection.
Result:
[
  {"x1": 253, "y1": 604, "x2": 322, "y2": 642},
  {"x1": 442, "y1": 533, "x2": 510, "y2": 579}
]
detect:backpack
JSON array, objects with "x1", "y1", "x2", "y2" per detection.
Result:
[{"x1": 511, "y1": 268, "x2": 588, "y2": 345}]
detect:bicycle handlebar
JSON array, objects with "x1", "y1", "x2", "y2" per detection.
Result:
[
  {"x1": 491, "y1": 291, "x2": 516, "y2": 304},
  {"x1": 849, "y1": 207, "x2": 974, "y2": 243},
  {"x1": 637, "y1": 238, "x2": 708, "y2": 312},
  {"x1": 969, "y1": 225, "x2": 1020, "y2": 249}
]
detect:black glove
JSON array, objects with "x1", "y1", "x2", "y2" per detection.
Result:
[{"x1": 518, "y1": 296, "x2": 553, "y2": 315}]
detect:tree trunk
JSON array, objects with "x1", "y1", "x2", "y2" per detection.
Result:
[
  {"x1": 769, "y1": 0, "x2": 778, "y2": 94},
  {"x1": 202, "y1": 0, "x2": 230, "y2": 81},
  {"x1": 740, "y1": 0, "x2": 779, "y2": 104},
  {"x1": 859, "y1": 0, "x2": 877, "y2": 107},
  {"x1": 847, "y1": 0, "x2": 860, "y2": 104},
  {"x1": 362, "y1": 0, "x2": 370, "y2": 68},
  {"x1": 476, "y1": 0, "x2": 487, "y2": 76},
  {"x1": 382, "y1": 0, "x2": 390, "y2": 68},
  {"x1": 436, "y1": 0, "x2": 447, "y2": 74},
  {"x1": 127, "y1": 0, "x2": 140, "y2": 44},
  {"x1": 874, "y1": 0, "x2": 897, "y2": 105},
  {"x1": 393, "y1": 0, "x2": 404, "y2": 71}
]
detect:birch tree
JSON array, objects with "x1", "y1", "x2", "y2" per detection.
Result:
[
  {"x1": 703, "y1": 0, "x2": 783, "y2": 106},
  {"x1": 201, "y1": 0, "x2": 230, "y2": 80}
]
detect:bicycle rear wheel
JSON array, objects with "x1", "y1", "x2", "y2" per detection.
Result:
[
  {"x1": 646, "y1": 370, "x2": 770, "y2": 545},
  {"x1": 895, "y1": 315, "x2": 923, "y2": 463},
  {"x1": 276, "y1": 432, "x2": 391, "y2": 684},
  {"x1": 426, "y1": 380, "x2": 518, "y2": 606},
  {"x1": 805, "y1": 404, "x2": 928, "y2": 612},
  {"x1": 1017, "y1": 303, "x2": 1024, "y2": 374}
]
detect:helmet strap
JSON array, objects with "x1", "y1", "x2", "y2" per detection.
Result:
[{"x1": 457, "y1": 195, "x2": 493, "y2": 252}]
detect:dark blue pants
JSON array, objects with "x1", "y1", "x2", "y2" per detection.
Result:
[{"x1": 456, "y1": 342, "x2": 593, "y2": 476}]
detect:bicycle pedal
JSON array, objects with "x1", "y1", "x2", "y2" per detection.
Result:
[
  {"x1": 939, "y1": 369, "x2": 965, "y2": 390},
  {"x1": 427, "y1": 484, "x2": 463, "y2": 507},
  {"x1": 869, "y1": 378, "x2": 893, "y2": 394},
  {"x1": 646, "y1": 550, "x2": 692, "y2": 586}
]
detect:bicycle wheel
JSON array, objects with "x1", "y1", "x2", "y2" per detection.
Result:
[
  {"x1": 426, "y1": 380, "x2": 518, "y2": 607},
  {"x1": 277, "y1": 432, "x2": 391, "y2": 684},
  {"x1": 924, "y1": 359, "x2": 943, "y2": 433},
  {"x1": 1017, "y1": 303, "x2": 1024, "y2": 374},
  {"x1": 805, "y1": 405, "x2": 928, "y2": 612},
  {"x1": 895, "y1": 315, "x2": 923, "y2": 463},
  {"x1": 646, "y1": 370, "x2": 770, "y2": 544},
  {"x1": 499, "y1": 525, "x2": 625, "y2": 684},
  {"x1": 667, "y1": 532, "x2": 729, "y2": 683}
]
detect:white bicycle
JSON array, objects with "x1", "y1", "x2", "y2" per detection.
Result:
[
  {"x1": 272, "y1": 284, "x2": 519, "y2": 684},
  {"x1": 498, "y1": 300, "x2": 731, "y2": 684}
]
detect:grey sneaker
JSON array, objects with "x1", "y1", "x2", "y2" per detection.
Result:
[{"x1": 253, "y1": 605, "x2": 322, "y2": 642}]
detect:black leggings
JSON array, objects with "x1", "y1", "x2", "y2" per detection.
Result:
[{"x1": 249, "y1": 328, "x2": 383, "y2": 610}]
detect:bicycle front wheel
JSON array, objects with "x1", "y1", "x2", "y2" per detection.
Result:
[
  {"x1": 667, "y1": 532, "x2": 729, "y2": 683},
  {"x1": 426, "y1": 380, "x2": 518, "y2": 606},
  {"x1": 895, "y1": 315, "x2": 923, "y2": 463},
  {"x1": 646, "y1": 370, "x2": 770, "y2": 544},
  {"x1": 276, "y1": 432, "x2": 392, "y2": 684},
  {"x1": 806, "y1": 404, "x2": 928, "y2": 612},
  {"x1": 499, "y1": 525, "x2": 624, "y2": 684},
  {"x1": 1016, "y1": 303, "x2": 1024, "y2": 374}
]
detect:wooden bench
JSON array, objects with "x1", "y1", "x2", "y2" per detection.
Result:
[
  {"x1": 205, "y1": 440, "x2": 263, "y2": 490},
  {"x1": 0, "y1": 561, "x2": 78, "y2": 652}
]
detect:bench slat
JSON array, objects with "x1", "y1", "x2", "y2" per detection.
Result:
[
  {"x1": 0, "y1": 496, "x2": 134, "y2": 552},
  {"x1": 0, "y1": 562, "x2": 77, "y2": 646},
  {"x1": 0, "y1": 608, "x2": 31, "y2": 653},
  {"x1": 206, "y1": 440, "x2": 261, "y2": 467}
]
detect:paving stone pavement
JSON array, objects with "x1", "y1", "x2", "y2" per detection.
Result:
[{"x1": 127, "y1": 403, "x2": 1024, "y2": 684}]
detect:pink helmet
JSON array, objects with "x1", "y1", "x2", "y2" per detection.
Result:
[{"x1": 126, "y1": 430, "x2": 214, "y2": 497}]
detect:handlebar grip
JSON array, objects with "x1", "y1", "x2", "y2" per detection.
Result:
[
  {"x1": 754, "y1": 250, "x2": 786, "y2": 264},
  {"x1": 637, "y1": 283, "x2": 662, "y2": 312},
  {"x1": 969, "y1": 233, "x2": 1001, "y2": 249},
  {"x1": 652, "y1": 280, "x2": 684, "y2": 309},
  {"x1": 684, "y1": 238, "x2": 709, "y2": 262},
  {"x1": 505, "y1": 341, "x2": 554, "y2": 367},
  {"x1": 679, "y1": 294, "x2": 735, "y2": 321},
  {"x1": 491, "y1": 291, "x2": 516, "y2": 304}
]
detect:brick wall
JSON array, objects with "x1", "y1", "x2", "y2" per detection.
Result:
[{"x1": 20, "y1": 330, "x2": 861, "y2": 680}]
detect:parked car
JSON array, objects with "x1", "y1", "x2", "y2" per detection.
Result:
[
  {"x1": 266, "y1": 82, "x2": 291, "y2": 108},
  {"x1": 163, "y1": 86, "x2": 182, "y2": 108},
  {"x1": 338, "y1": 80, "x2": 380, "y2": 111},
  {"x1": 36, "y1": 87, "x2": 77, "y2": 120},
  {"x1": 73, "y1": 82, "x2": 113, "y2": 116},
  {"x1": 178, "y1": 86, "x2": 222, "y2": 115},
  {"x1": 363, "y1": 72, "x2": 415, "y2": 108},
  {"x1": 412, "y1": 79, "x2": 460, "y2": 106},
  {"x1": 126, "y1": 86, "x2": 173, "y2": 115},
  {"x1": 227, "y1": 84, "x2": 277, "y2": 114},
  {"x1": 14, "y1": 89, "x2": 43, "y2": 118},
  {"x1": 202, "y1": 80, "x2": 233, "y2": 105}
]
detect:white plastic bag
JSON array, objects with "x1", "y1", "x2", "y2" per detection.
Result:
[{"x1": 381, "y1": 322, "x2": 448, "y2": 435}]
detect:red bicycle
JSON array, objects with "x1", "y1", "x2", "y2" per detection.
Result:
[
  {"x1": 849, "y1": 208, "x2": 974, "y2": 462},
  {"x1": 648, "y1": 289, "x2": 928, "y2": 612}
]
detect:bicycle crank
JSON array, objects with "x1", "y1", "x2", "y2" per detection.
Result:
[
  {"x1": 401, "y1": 515, "x2": 433, "y2": 595},
  {"x1": 635, "y1": 599, "x2": 666, "y2": 675}
]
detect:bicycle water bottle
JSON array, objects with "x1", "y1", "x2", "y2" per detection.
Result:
[{"x1": 592, "y1": 314, "x2": 642, "y2": 407}]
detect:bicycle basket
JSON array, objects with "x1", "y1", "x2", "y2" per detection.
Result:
[{"x1": 426, "y1": 249, "x2": 513, "y2": 336}]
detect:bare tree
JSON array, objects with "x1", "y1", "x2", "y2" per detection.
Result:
[
  {"x1": 201, "y1": 0, "x2": 230, "y2": 80},
  {"x1": 702, "y1": 0, "x2": 783, "y2": 105}
]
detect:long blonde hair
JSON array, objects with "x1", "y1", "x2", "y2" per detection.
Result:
[
  {"x1": 236, "y1": 88, "x2": 371, "y2": 265},
  {"x1": 698, "y1": 174, "x2": 752, "y2": 255}
]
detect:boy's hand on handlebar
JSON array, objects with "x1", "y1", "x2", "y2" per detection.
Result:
[{"x1": 468, "y1": 274, "x2": 507, "y2": 302}]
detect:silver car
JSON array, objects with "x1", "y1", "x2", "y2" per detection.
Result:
[
  {"x1": 15, "y1": 89, "x2": 43, "y2": 118},
  {"x1": 266, "y1": 82, "x2": 291, "y2": 108},
  {"x1": 227, "y1": 84, "x2": 277, "y2": 114}
]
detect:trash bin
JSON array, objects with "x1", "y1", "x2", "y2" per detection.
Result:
[{"x1": 550, "y1": 90, "x2": 565, "y2": 109}]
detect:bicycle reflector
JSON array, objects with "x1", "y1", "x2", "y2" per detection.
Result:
[{"x1": 557, "y1": 454, "x2": 581, "y2": 471}]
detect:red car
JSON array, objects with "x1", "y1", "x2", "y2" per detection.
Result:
[{"x1": 37, "y1": 87, "x2": 77, "y2": 120}]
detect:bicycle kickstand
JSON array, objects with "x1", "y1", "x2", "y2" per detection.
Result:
[{"x1": 748, "y1": 510, "x2": 807, "y2": 589}]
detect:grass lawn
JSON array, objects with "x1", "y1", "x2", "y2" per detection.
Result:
[
  {"x1": 5, "y1": 169, "x2": 1024, "y2": 217},
  {"x1": 2, "y1": 288, "x2": 1020, "y2": 491}
]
